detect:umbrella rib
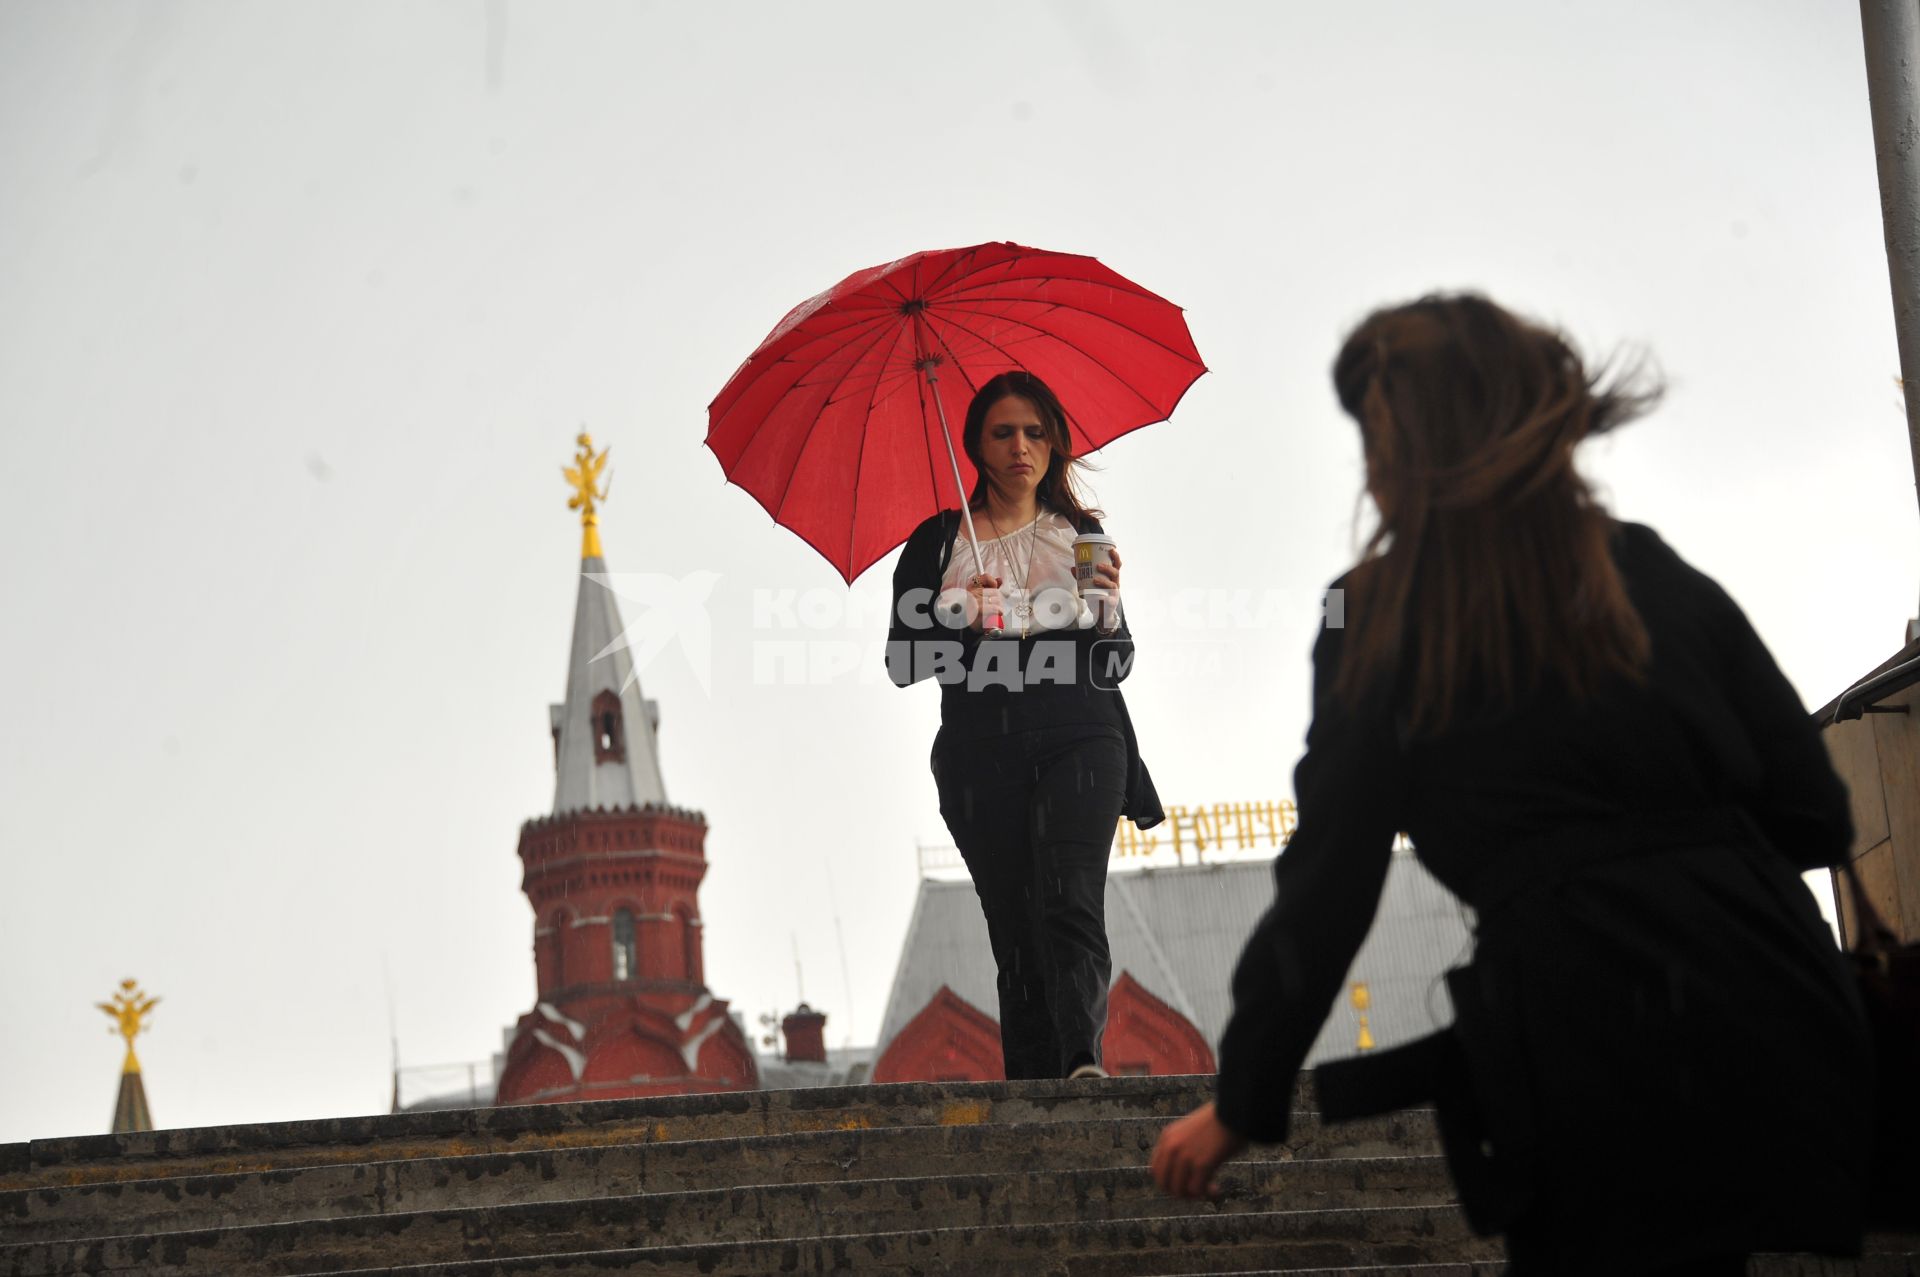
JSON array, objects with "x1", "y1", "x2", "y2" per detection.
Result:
[
  {"x1": 894, "y1": 249, "x2": 1195, "y2": 330},
  {"x1": 848, "y1": 249, "x2": 948, "y2": 314},
  {"x1": 767, "y1": 317, "x2": 903, "y2": 525},
  {"x1": 929, "y1": 254, "x2": 1180, "y2": 313},
  {"x1": 713, "y1": 307, "x2": 885, "y2": 436},
  {"x1": 942, "y1": 270, "x2": 1170, "y2": 305},
  {"x1": 957, "y1": 314, "x2": 1156, "y2": 456},
  {"x1": 922, "y1": 314, "x2": 991, "y2": 403},
  {"x1": 926, "y1": 310, "x2": 1102, "y2": 456},
  {"x1": 919, "y1": 244, "x2": 993, "y2": 301},
  {"x1": 937, "y1": 293, "x2": 1203, "y2": 366},
  {"x1": 843, "y1": 318, "x2": 920, "y2": 567},
  {"x1": 855, "y1": 246, "x2": 978, "y2": 326},
  {"x1": 920, "y1": 247, "x2": 1043, "y2": 299},
  {"x1": 869, "y1": 270, "x2": 914, "y2": 307},
  {"x1": 931, "y1": 304, "x2": 1181, "y2": 421}
]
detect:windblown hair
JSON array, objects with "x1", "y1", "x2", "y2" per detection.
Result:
[
  {"x1": 1330, "y1": 294, "x2": 1659, "y2": 734},
  {"x1": 962, "y1": 371, "x2": 1104, "y2": 531}
]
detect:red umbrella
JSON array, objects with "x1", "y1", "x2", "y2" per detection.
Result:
[{"x1": 706, "y1": 241, "x2": 1206, "y2": 583}]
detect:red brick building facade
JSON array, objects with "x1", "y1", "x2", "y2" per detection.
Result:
[{"x1": 870, "y1": 973, "x2": 1216, "y2": 1084}]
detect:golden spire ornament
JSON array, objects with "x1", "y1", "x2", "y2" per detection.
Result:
[
  {"x1": 97, "y1": 978, "x2": 158, "y2": 1133},
  {"x1": 98, "y1": 978, "x2": 159, "y2": 1075},
  {"x1": 1351, "y1": 981, "x2": 1376, "y2": 1052},
  {"x1": 563, "y1": 433, "x2": 612, "y2": 559}
]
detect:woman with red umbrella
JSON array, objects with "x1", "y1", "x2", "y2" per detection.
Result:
[
  {"x1": 886, "y1": 370, "x2": 1164, "y2": 1080},
  {"x1": 710, "y1": 243, "x2": 1198, "y2": 1078}
]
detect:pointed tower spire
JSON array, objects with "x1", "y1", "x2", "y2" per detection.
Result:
[
  {"x1": 497, "y1": 433, "x2": 757, "y2": 1104},
  {"x1": 97, "y1": 979, "x2": 157, "y2": 1133},
  {"x1": 553, "y1": 433, "x2": 668, "y2": 813}
]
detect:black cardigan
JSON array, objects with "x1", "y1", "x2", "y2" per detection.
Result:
[
  {"x1": 886, "y1": 508, "x2": 1164, "y2": 829},
  {"x1": 1213, "y1": 522, "x2": 1869, "y2": 1268}
]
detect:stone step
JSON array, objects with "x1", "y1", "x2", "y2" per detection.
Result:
[
  {"x1": 1169, "y1": 1261, "x2": 1920, "y2": 1277},
  {"x1": 2, "y1": 1158, "x2": 1460, "y2": 1276},
  {"x1": 305, "y1": 1205, "x2": 1500, "y2": 1276},
  {"x1": 0, "y1": 1077, "x2": 1252, "y2": 1191},
  {"x1": 1, "y1": 1111, "x2": 1439, "y2": 1246},
  {"x1": 320, "y1": 1225, "x2": 1919, "y2": 1277},
  {"x1": 1747, "y1": 1253, "x2": 1920, "y2": 1277},
  {"x1": 1155, "y1": 1269, "x2": 1492, "y2": 1276}
]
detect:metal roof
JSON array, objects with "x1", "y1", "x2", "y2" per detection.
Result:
[
  {"x1": 875, "y1": 847, "x2": 1473, "y2": 1068},
  {"x1": 550, "y1": 554, "x2": 670, "y2": 814}
]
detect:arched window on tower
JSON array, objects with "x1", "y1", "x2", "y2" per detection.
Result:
[
  {"x1": 611, "y1": 908, "x2": 636, "y2": 982},
  {"x1": 591, "y1": 690, "x2": 626, "y2": 763}
]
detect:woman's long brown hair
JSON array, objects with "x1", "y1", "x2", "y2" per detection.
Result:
[
  {"x1": 963, "y1": 371, "x2": 1104, "y2": 532},
  {"x1": 1331, "y1": 295, "x2": 1659, "y2": 734}
]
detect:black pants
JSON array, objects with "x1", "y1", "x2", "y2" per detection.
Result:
[{"x1": 932, "y1": 722, "x2": 1128, "y2": 1079}]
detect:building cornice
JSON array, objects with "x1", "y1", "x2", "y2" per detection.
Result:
[{"x1": 522, "y1": 802, "x2": 709, "y2": 835}]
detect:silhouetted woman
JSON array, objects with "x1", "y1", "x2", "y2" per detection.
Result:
[
  {"x1": 887, "y1": 370, "x2": 1163, "y2": 1080},
  {"x1": 1152, "y1": 296, "x2": 1872, "y2": 1274}
]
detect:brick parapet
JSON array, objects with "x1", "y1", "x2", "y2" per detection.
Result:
[{"x1": 518, "y1": 804, "x2": 708, "y2": 861}]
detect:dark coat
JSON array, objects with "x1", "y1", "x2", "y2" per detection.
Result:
[
  {"x1": 886, "y1": 508, "x2": 1163, "y2": 829},
  {"x1": 1214, "y1": 522, "x2": 1873, "y2": 1272}
]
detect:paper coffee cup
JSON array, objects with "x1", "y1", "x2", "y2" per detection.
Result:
[{"x1": 1072, "y1": 533, "x2": 1116, "y2": 596}]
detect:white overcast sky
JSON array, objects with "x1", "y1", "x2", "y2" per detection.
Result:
[{"x1": 2, "y1": 1, "x2": 1915, "y2": 1142}]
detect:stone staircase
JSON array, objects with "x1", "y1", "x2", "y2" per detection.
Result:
[{"x1": 1, "y1": 1077, "x2": 1911, "y2": 1275}]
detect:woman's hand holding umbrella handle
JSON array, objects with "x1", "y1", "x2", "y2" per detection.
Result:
[
  {"x1": 1150, "y1": 1101, "x2": 1248, "y2": 1201},
  {"x1": 966, "y1": 574, "x2": 1004, "y2": 632}
]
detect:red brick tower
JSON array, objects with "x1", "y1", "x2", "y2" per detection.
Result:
[{"x1": 494, "y1": 435, "x2": 756, "y2": 1104}]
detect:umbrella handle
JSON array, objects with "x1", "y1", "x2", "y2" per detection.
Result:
[{"x1": 924, "y1": 366, "x2": 992, "y2": 590}]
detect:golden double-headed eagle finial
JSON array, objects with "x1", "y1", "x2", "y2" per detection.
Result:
[
  {"x1": 563, "y1": 432, "x2": 611, "y2": 559},
  {"x1": 97, "y1": 978, "x2": 159, "y2": 1075},
  {"x1": 1351, "y1": 981, "x2": 1375, "y2": 1052}
]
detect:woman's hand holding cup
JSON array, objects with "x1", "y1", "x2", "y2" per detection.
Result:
[
  {"x1": 1090, "y1": 548, "x2": 1122, "y2": 594},
  {"x1": 1072, "y1": 534, "x2": 1123, "y2": 633}
]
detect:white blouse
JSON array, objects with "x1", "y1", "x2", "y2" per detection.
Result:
[{"x1": 937, "y1": 508, "x2": 1113, "y2": 634}]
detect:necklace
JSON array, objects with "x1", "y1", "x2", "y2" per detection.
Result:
[{"x1": 986, "y1": 506, "x2": 1043, "y2": 638}]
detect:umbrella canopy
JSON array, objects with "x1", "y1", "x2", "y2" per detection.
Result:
[{"x1": 706, "y1": 241, "x2": 1206, "y2": 582}]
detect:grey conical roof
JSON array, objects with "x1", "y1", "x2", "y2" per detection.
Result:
[
  {"x1": 551, "y1": 554, "x2": 668, "y2": 813},
  {"x1": 111, "y1": 1070, "x2": 152, "y2": 1134}
]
